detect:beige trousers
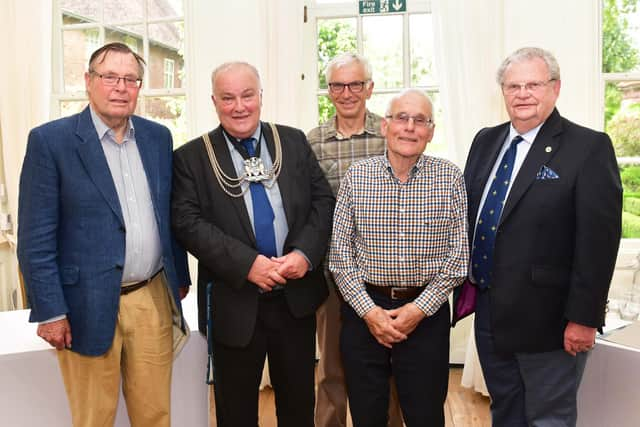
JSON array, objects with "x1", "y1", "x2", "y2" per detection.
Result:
[
  {"x1": 315, "y1": 275, "x2": 404, "y2": 427},
  {"x1": 57, "y1": 274, "x2": 173, "y2": 427}
]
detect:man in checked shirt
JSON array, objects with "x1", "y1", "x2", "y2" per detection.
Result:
[
  {"x1": 329, "y1": 89, "x2": 468, "y2": 427},
  {"x1": 308, "y1": 52, "x2": 403, "y2": 427}
]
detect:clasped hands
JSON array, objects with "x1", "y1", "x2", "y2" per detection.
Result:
[
  {"x1": 247, "y1": 251, "x2": 309, "y2": 292},
  {"x1": 363, "y1": 303, "x2": 426, "y2": 348}
]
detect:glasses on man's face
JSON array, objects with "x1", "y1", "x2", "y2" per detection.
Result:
[
  {"x1": 328, "y1": 80, "x2": 368, "y2": 94},
  {"x1": 90, "y1": 71, "x2": 142, "y2": 88},
  {"x1": 385, "y1": 113, "x2": 434, "y2": 128},
  {"x1": 502, "y1": 79, "x2": 555, "y2": 95}
]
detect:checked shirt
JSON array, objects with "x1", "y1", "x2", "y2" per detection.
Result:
[{"x1": 329, "y1": 154, "x2": 469, "y2": 317}]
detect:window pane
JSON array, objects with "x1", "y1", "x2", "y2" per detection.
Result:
[
  {"x1": 410, "y1": 14, "x2": 437, "y2": 86},
  {"x1": 602, "y1": 0, "x2": 640, "y2": 73},
  {"x1": 60, "y1": 100, "x2": 88, "y2": 117},
  {"x1": 368, "y1": 92, "x2": 395, "y2": 119},
  {"x1": 63, "y1": 29, "x2": 93, "y2": 92},
  {"x1": 605, "y1": 81, "x2": 640, "y2": 157},
  {"x1": 143, "y1": 96, "x2": 187, "y2": 146},
  {"x1": 148, "y1": 0, "x2": 183, "y2": 19},
  {"x1": 317, "y1": 95, "x2": 336, "y2": 124},
  {"x1": 363, "y1": 15, "x2": 403, "y2": 89},
  {"x1": 105, "y1": 25, "x2": 144, "y2": 54},
  {"x1": 61, "y1": 1, "x2": 99, "y2": 23},
  {"x1": 317, "y1": 18, "x2": 357, "y2": 89},
  {"x1": 148, "y1": 21, "x2": 184, "y2": 89},
  {"x1": 104, "y1": 0, "x2": 144, "y2": 23}
]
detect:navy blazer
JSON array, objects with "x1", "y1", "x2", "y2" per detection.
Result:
[
  {"x1": 18, "y1": 106, "x2": 190, "y2": 356},
  {"x1": 172, "y1": 123, "x2": 334, "y2": 348},
  {"x1": 461, "y1": 109, "x2": 622, "y2": 353}
]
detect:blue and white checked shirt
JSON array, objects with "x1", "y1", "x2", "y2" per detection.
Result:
[{"x1": 329, "y1": 154, "x2": 469, "y2": 317}]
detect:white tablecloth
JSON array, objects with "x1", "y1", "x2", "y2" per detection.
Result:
[{"x1": 0, "y1": 292, "x2": 208, "y2": 426}]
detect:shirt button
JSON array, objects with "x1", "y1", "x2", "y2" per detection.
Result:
[
  {"x1": 399, "y1": 257, "x2": 405, "y2": 262},
  {"x1": 399, "y1": 208, "x2": 406, "y2": 213}
]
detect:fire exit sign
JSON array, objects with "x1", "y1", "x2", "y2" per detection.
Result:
[{"x1": 359, "y1": 0, "x2": 406, "y2": 14}]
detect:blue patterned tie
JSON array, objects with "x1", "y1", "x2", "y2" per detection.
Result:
[
  {"x1": 241, "y1": 138, "x2": 277, "y2": 257},
  {"x1": 471, "y1": 136, "x2": 523, "y2": 289}
]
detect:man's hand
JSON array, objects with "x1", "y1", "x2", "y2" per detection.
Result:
[
  {"x1": 363, "y1": 306, "x2": 407, "y2": 348},
  {"x1": 271, "y1": 251, "x2": 310, "y2": 279},
  {"x1": 563, "y1": 321, "x2": 596, "y2": 356},
  {"x1": 37, "y1": 318, "x2": 72, "y2": 350},
  {"x1": 388, "y1": 302, "x2": 426, "y2": 336},
  {"x1": 179, "y1": 286, "x2": 189, "y2": 300},
  {"x1": 247, "y1": 255, "x2": 287, "y2": 291}
]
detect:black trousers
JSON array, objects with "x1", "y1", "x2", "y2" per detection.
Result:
[
  {"x1": 340, "y1": 292, "x2": 450, "y2": 427},
  {"x1": 212, "y1": 292, "x2": 316, "y2": 427}
]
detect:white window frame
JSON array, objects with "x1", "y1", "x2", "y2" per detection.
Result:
[
  {"x1": 51, "y1": 0, "x2": 185, "y2": 118},
  {"x1": 303, "y1": 0, "x2": 432, "y2": 125},
  {"x1": 164, "y1": 58, "x2": 175, "y2": 89}
]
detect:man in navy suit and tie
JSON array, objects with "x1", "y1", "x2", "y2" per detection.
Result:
[
  {"x1": 462, "y1": 47, "x2": 622, "y2": 426},
  {"x1": 18, "y1": 42, "x2": 190, "y2": 426}
]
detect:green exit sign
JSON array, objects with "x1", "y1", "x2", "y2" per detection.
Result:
[{"x1": 359, "y1": 0, "x2": 406, "y2": 14}]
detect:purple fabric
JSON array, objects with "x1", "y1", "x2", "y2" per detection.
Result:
[{"x1": 454, "y1": 279, "x2": 477, "y2": 322}]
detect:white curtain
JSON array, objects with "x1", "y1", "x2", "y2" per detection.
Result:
[
  {"x1": 431, "y1": 0, "x2": 506, "y2": 167},
  {"x1": 256, "y1": 0, "x2": 305, "y2": 127},
  {"x1": 0, "y1": 1, "x2": 52, "y2": 309}
]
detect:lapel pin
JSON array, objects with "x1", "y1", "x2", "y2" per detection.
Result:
[{"x1": 545, "y1": 146, "x2": 552, "y2": 153}]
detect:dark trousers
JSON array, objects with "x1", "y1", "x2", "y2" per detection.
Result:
[
  {"x1": 475, "y1": 289, "x2": 589, "y2": 427},
  {"x1": 212, "y1": 293, "x2": 316, "y2": 427},
  {"x1": 340, "y1": 292, "x2": 450, "y2": 427}
]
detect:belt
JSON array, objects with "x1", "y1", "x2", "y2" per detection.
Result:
[
  {"x1": 365, "y1": 283, "x2": 426, "y2": 300},
  {"x1": 121, "y1": 269, "x2": 163, "y2": 295}
]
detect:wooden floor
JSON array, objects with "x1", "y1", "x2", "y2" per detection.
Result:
[{"x1": 208, "y1": 367, "x2": 490, "y2": 426}]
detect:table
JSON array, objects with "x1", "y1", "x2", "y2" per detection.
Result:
[{"x1": 0, "y1": 292, "x2": 208, "y2": 426}]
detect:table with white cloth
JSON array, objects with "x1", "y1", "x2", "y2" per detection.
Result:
[
  {"x1": 461, "y1": 316, "x2": 640, "y2": 427},
  {"x1": 0, "y1": 292, "x2": 208, "y2": 426}
]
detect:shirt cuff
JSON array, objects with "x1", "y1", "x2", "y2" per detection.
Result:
[{"x1": 40, "y1": 314, "x2": 67, "y2": 324}]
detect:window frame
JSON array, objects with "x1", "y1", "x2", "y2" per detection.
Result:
[
  {"x1": 51, "y1": 0, "x2": 186, "y2": 118},
  {"x1": 305, "y1": 0, "x2": 434, "y2": 124}
]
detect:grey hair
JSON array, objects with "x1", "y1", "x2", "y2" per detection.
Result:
[
  {"x1": 211, "y1": 61, "x2": 262, "y2": 94},
  {"x1": 325, "y1": 52, "x2": 373, "y2": 84},
  {"x1": 496, "y1": 47, "x2": 561, "y2": 85},
  {"x1": 385, "y1": 89, "x2": 434, "y2": 116}
]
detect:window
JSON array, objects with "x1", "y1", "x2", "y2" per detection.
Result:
[
  {"x1": 53, "y1": 0, "x2": 187, "y2": 145},
  {"x1": 164, "y1": 58, "x2": 175, "y2": 89},
  {"x1": 307, "y1": 1, "x2": 445, "y2": 155},
  {"x1": 601, "y1": 0, "x2": 640, "y2": 237}
]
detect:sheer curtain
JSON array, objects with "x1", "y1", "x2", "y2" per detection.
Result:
[
  {"x1": 431, "y1": 0, "x2": 506, "y2": 167},
  {"x1": 0, "y1": 1, "x2": 52, "y2": 309},
  {"x1": 431, "y1": 0, "x2": 503, "y2": 393}
]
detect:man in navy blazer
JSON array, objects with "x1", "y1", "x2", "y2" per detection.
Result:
[
  {"x1": 462, "y1": 47, "x2": 622, "y2": 426},
  {"x1": 17, "y1": 43, "x2": 190, "y2": 427}
]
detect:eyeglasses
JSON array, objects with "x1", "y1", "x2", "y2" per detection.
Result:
[
  {"x1": 385, "y1": 113, "x2": 435, "y2": 128},
  {"x1": 502, "y1": 79, "x2": 555, "y2": 95},
  {"x1": 90, "y1": 71, "x2": 142, "y2": 88},
  {"x1": 328, "y1": 81, "x2": 369, "y2": 94}
]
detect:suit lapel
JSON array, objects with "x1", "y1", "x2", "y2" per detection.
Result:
[
  {"x1": 132, "y1": 117, "x2": 160, "y2": 223},
  {"x1": 471, "y1": 126, "x2": 509, "y2": 215},
  {"x1": 75, "y1": 107, "x2": 125, "y2": 226},
  {"x1": 210, "y1": 127, "x2": 256, "y2": 244},
  {"x1": 500, "y1": 109, "x2": 563, "y2": 224}
]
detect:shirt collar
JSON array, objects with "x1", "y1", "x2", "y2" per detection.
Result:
[
  {"x1": 89, "y1": 106, "x2": 135, "y2": 141},
  {"x1": 382, "y1": 152, "x2": 426, "y2": 180},
  {"x1": 222, "y1": 123, "x2": 262, "y2": 145},
  {"x1": 324, "y1": 109, "x2": 382, "y2": 140},
  {"x1": 508, "y1": 121, "x2": 543, "y2": 146}
]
